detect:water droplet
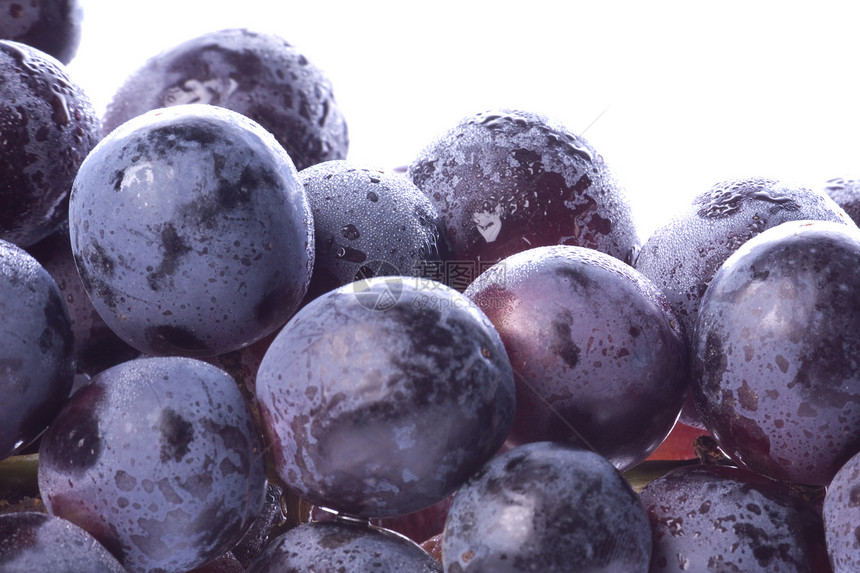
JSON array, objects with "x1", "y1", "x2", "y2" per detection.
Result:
[{"x1": 340, "y1": 223, "x2": 360, "y2": 240}]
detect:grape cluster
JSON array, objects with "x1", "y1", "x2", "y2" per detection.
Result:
[{"x1": 1, "y1": 7, "x2": 860, "y2": 573}]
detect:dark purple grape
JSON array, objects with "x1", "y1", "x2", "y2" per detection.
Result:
[
  {"x1": 0, "y1": 511, "x2": 125, "y2": 572},
  {"x1": 823, "y1": 177, "x2": 860, "y2": 226},
  {"x1": 0, "y1": 40, "x2": 100, "y2": 247},
  {"x1": 0, "y1": 239, "x2": 75, "y2": 460},
  {"x1": 298, "y1": 160, "x2": 451, "y2": 301},
  {"x1": 691, "y1": 220, "x2": 860, "y2": 486},
  {"x1": 254, "y1": 276, "x2": 516, "y2": 518},
  {"x1": 246, "y1": 519, "x2": 442, "y2": 572},
  {"x1": 25, "y1": 224, "x2": 140, "y2": 376},
  {"x1": 407, "y1": 109, "x2": 640, "y2": 289},
  {"x1": 640, "y1": 464, "x2": 830, "y2": 572},
  {"x1": 465, "y1": 245, "x2": 688, "y2": 471},
  {"x1": 634, "y1": 176, "x2": 851, "y2": 340},
  {"x1": 0, "y1": 0, "x2": 82, "y2": 64},
  {"x1": 102, "y1": 28, "x2": 348, "y2": 171},
  {"x1": 69, "y1": 103, "x2": 314, "y2": 357},
  {"x1": 822, "y1": 453, "x2": 860, "y2": 573},
  {"x1": 442, "y1": 442, "x2": 652, "y2": 572},
  {"x1": 37, "y1": 356, "x2": 268, "y2": 573},
  {"x1": 823, "y1": 449, "x2": 860, "y2": 572}
]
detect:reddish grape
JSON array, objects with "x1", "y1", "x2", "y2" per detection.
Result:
[
  {"x1": 0, "y1": 0, "x2": 82, "y2": 64},
  {"x1": 465, "y1": 245, "x2": 688, "y2": 471}
]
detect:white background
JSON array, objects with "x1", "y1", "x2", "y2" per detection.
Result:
[{"x1": 66, "y1": 1, "x2": 859, "y2": 240}]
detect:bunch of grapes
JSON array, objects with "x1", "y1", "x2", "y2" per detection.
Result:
[{"x1": 2, "y1": 4, "x2": 860, "y2": 573}]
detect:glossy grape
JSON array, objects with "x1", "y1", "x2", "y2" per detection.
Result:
[
  {"x1": 442, "y1": 442, "x2": 652, "y2": 572},
  {"x1": 823, "y1": 177, "x2": 860, "y2": 226},
  {"x1": 0, "y1": 40, "x2": 99, "y2": 247},
  {"x1": 0, "y1": 511, "x2": 125, "y2": 572},
  {"x1": 255, "y1": 276, "x2": 516, "y2": 518},
  {"x1": 822, "y1": 449, "x2": 860, "y2": 572},
  {"x1": 0, "y1": 239, "x2": 75, "y2": 460},
  {"x1": 407, "y1": 109, "x2": 640, "y2": 287},
  {"x1": 247, "y1": 520, "x2": 442, "y2": 572},
  {"x1": 465, "y1": 245, "x2": 688, "y2": 471},
  {"x1": 69, "y1": 103, "x2": 314, "y2": 357},
  {"x1": 298, "y1": 160, "x2": 451, "y2": 301},
  {"x1": 640, "y1": 464, "x2": 830, "y2": 572},
  {"x1": 0, "y1": 0, "x2": 82, "y2": 64},
  {"x1": 38, "y1": 356, "x2": 268, "y2": 573},
  {"x1": 634, "y1": 176, "x2": 850, "y2": 339},
  {"x1": 692, "y1": 220, "x2": 860, "y2": 485},
  {"x1": 102, "y1": 27, "x2": 348, "y2": 171}
]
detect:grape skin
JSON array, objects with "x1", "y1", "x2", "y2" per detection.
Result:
[
  {"x1": 37, "y1": 356, "x2": 268, "y2": 573},
  {"x1": 69, "y1": 103, "x2": 315, "y2": 357},
  {"x1": 823, "y1": 450, "x2": 860, "y2": 572},
  {"x1": 692, "y1": 220, "x2": 860, "y2": 486}
]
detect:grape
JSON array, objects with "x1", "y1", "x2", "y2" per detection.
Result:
[
  {"x1": 0, "y1": 239, "x2": 75, "y2": 461},
  {"x1": 634, "y1": 176, "x2": 851, "y2": 341},
  {"x1": 254, "y1": 276, "x2": 516, "y2": 518},
  {"x1": 640, "y1": 463, "x2": 830, "y2": 572},
  {"x1": 691, "y1": 219, "x2": 860, "y2": 486},
  {"x1": 0, "y1": 511, "x2": 125, "y2": 572},
  {"x1": 102, "y1": 28, "x2": 348, "y2": 171},
  {"x1": 246, "y1": 519, "x2": 442, "y2": 572},
  {"x1": 298, "y1": 160, "x2": 450, "y2": 302},
  {"x1": 37, "y1": 356, "x2": 268, "y2": 573},
  {"x1": 0, "y1": 40, "x2": 100, "y2": 247},
  {"x1": 0, "y1": 0, "x2": 82, "y2": 64},
  {"x1": 407, "y1": 109, "x2": 640, "y2": 288},
  {"x1": 822, "y1": 449, "x2": 860, "y2": 572},
  {"x1": 442, "y1": 442, "x2": 652, "y2": 572},
  {"x1": 465, "y1": 245, "x2": 688, "y2": 471},
  {"x1": 823, "y1": 177, "x2": 860, "y2": 226},
  {"x1": 69, "y1": 103, "x2": 314, "y2": 357}
]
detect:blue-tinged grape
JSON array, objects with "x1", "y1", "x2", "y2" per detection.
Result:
[
  {"x1": 69, "y1": 103, "x2": 314, "y2": 357},
  {"x1": 823, "y1": 449, "x2": 860, "y2": 572},
  {"x1": 692, "y1": 220, "x2": 860, "y2": 486},
  {"x1": 246, "y1": 519, "x2": 442, "y2": 572},
  {"x1": 255, "y1": 276, "x2": 516, "y2": 519},
  {"x1": 823, "y1": 177, "x2": 860, "y2": 226},
  {"x1": 442, "y1": 441, "x2": 652, "y2": 572},
  {"x1": 640, "y1": 464, "x2": 830, "y2": 572},
  {"x1": 407, "y1": 109, "x2": 640, "y2": 287},
  {"x1": 0, "y1": 40, "x2": 99, "y2": 247},
  {"x1": 37, "y1": 356, "x2": 268, "y2": 573},
  {"x1": 0, "y1": 511, "x2": 125, "y2": 572},
  {"x1": 0, "y1": 0, "x2": 82, "y2": 64},
  {"x1": 102, "y1": 28, "x2": 348, "y2": 171},
  {"x1": 0, "y1": 239, "x2": 75, "y2": 460},
  {"x1": 298, "y1": 160, "x2": 451, "y2": 301},
  {"x1": 465, "y1": 245, "x2": 688, "y2": 471}
]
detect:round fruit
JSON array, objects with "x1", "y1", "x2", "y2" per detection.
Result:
[
  {"x1": 692, "y1": 219, "x2": 860, "y2": 485},
  {"x1": 442, "y1": 442, "x2": 652, "y2": 572},
  {"x1": 298, "y1": 160, "x2": 451, "y2": 302},
  {"x1": 465, "y1": 245, "x2": 688, "y2": 471},
  {"x1": 823, "y1": 177, "x2": 860, "y2": 226},
  {"x1": 246, "y1": 520, "x2": 442, "y2": 572},
  {"x1": 254, "y1": 276, "x2": 516, "y2": 518},
  {"x1": 635, "y1": 176, "x2": 850, "y2": 338},
  {"x1": 407, "y1": 109, "x2": 640, "y2": 286},
  {"x1": 69, "y1": 103, "x2": 314, "y2": 357},
  {"x1": 0, "y1": 238, "x2": 75, "y2": 460},
  {"x1": 0, "y1": 511, "x2": 125, "y2": 572},
  {"x1": 640, "y1": 463, "x2": 830, "y2": 572},
  {"x1": 822, "y1": 449, "x2": 860, "y2": 572},
  {"x1": 102, "y1": 27, "x2": 348, "y2": 171},
  {"x1": 0, "y1": 39, "x2": 99, "y2": 247},
  {"x1": 0, "y1": 0, "x2": 82, "y2": 64},
  {"x1": 38, "y1": 356, "x2": 268, "y2": 573}
]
